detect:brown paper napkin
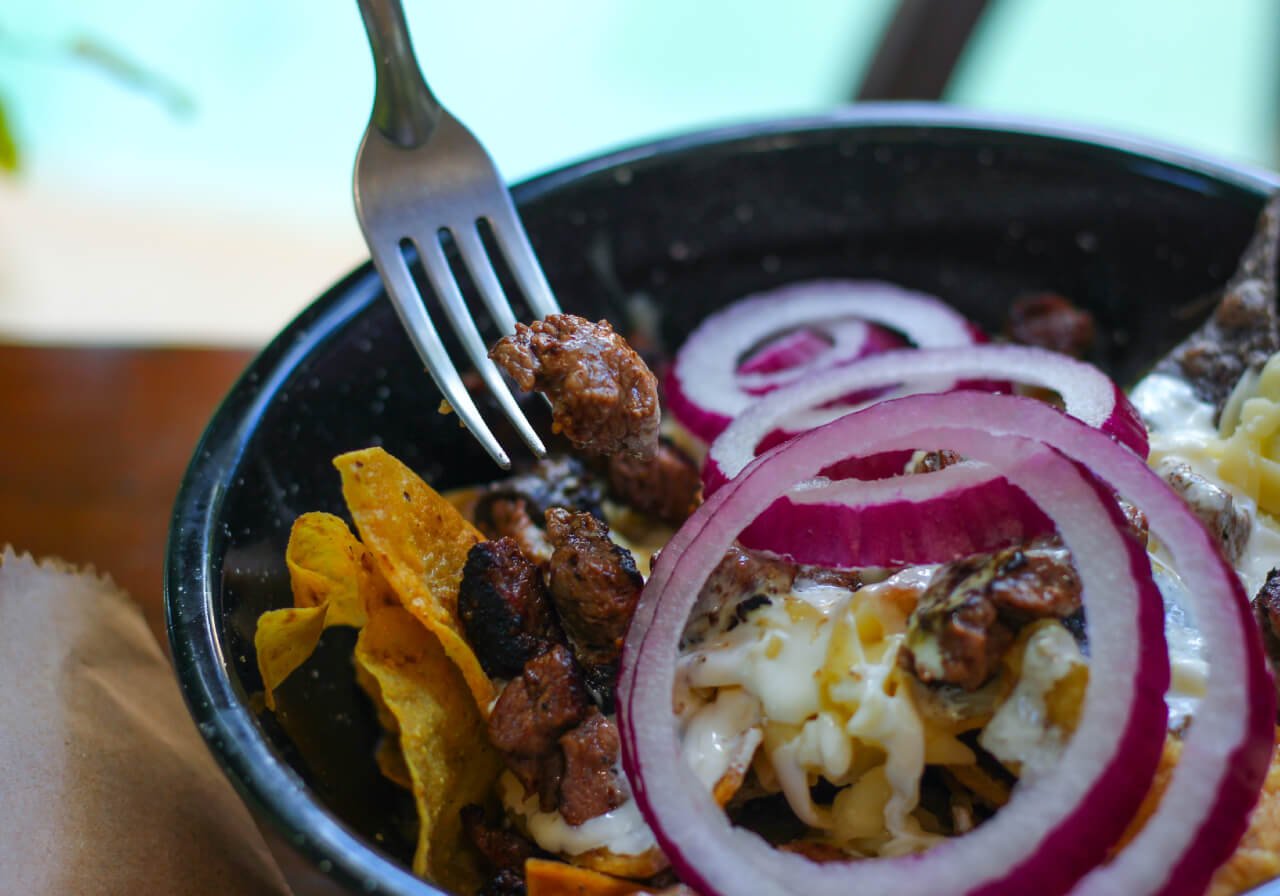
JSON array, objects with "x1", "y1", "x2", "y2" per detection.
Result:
[{"x1": 0, "y1": 547, "x2": 292, "y2": 895}]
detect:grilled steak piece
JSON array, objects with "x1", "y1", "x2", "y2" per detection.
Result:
[
  {"x1": 1252, "y1": 568, "x2": 1280, "y2": 719},
  {"x1": 1005, "y1": 293, "x2": 1097, "y2": 359},
  {"x1": 490, "y1": 314, "x2": 660, "y2": 460},
  {"x1": 477, "y1": 498, "x2": 553, "y2": 566},
  {"x1": 1156, "y1": 459, "x2": 1251, "y2": 563},
  {"x1": 910, "y1": 449, "x2": 962, "y2": 474},
  {"x1": 458, "y1": 538, "x2": 563, "y2": 679},
  {"x1": 557, "y1": 709, "x2": 625, "y2": 825},
  {"x1": 461, "y1": 804, "x2": 538, "y2": 871},
  {"x1": 475, "y1": 455, "x2": 607, "y2": 531},
  {"x1": 503, "y1": 751, "x2": 566, "y2": 814},
  {"x1": 488, "y1": 645, "x2": 590, "y2": 759},
  {"x1": 545, "y1": 508, "x2": 644, "y2": 706},
  {"x1": 904, "y1": 539, "x2": 1082, "y2": 691},
  {"x1": 1158, "y1": 192, "x2": 1280, "y2": 415},
  {"x1": 606, "y1": 438, "x2": 701, "y2": 525},
  {"x1": 682, "y1": 546, "x2": 798, "y2": 646},
  {"x1": 1116, "y1": 495, "x2": 1150, "y2": 546}
]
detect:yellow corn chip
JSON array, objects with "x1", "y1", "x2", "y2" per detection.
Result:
[
  {"x1": 255, "y1": 512, "x2": 390, "y2": 711},
  {"x1": 254, "y1": 605, "x2": 328, "y2": 711},
  {"x1": 525, "y1": 858, "x2": 648, "y2": 896},
  {"x1": 572, "y1": 846, "x2": 669, "y2": 881},
  {"x1": 287, "y1": 511, "x2": 377, "y2": 628},
  {"x1": 354, "y1": 653, "x2": 399, "y2": 734},
  {"x1": 355, "y1": 601, "x2": 504, "y2": 894},
  {"x1": 335, "y1": 447, "x2": 495, "y2": 712},
  {"x1": 375, "y1": 735, "x2": 413, "y2": 791}
]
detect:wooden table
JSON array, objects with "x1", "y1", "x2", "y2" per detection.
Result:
[{"x1": 0, "y1": 344, "x2": 257, "y2": 645}]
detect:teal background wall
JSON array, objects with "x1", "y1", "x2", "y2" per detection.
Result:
[{"x1": 1, "y1": 1, "x2": 1276, "y2": 343}]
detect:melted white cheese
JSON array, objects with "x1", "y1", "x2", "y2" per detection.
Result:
[
  {"x1": 979, "y1": 623, "x2": 1086, "y2": 780},
  {"x1": 1132, "y1": 372, "x2": 1280, "y2": 598},
  {"x1": 681, "y1": 686, "x2": 763, "y2": 790},
  {"x1": 677, "y1": 565, "x2": 950, "y2": 855},
  {"x1": 1130, "y1": 367, "x2": 1280, "y2": 729},
  {"x1": 498, "y1": 770, "x2": 656, "y2": 857}
]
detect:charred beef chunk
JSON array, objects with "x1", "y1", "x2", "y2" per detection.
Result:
[
  {"x1": 474, "y1": 456, "x2": 607, "y2": 566},
  {"x1": 1116, "y1": 495, "x2": 1150, "y2": 546},
  {"x1": 1252, "y1": 568, "x2": 1280, "y2": 717},
  {"x1": 683, "y1": 546, "x2": 798, "y2": 645},
  {"x1": 476, "y1": 456, "x2": 607, "y2": 529},
  {"x1": 458, "y1": 538, "x2": 563, "y2": 679},
  {"x1": 544, "y1": 508, "x2": 644, "y2": 706},
  {"x1": 490, "y1": 314, "x2": 660, "y2": 460},
  {"x1": 461, "y1": 804, "x2": 538, "y2": 871},
  {"x1": 503, "y1": 751, "x2": 565, "y2": 814},
  {"x1": 557, "y1": 709, "x2": 626, "y2": 825},
  {"x1": 1158, "y1": 193, "x2": 1280, "y2": 414},
  {"x1": 903, "y1": 539, "x2": 1082, "y2": 691},
  {"x1": 1156, "y1": 458, "x2": 1251, "y2": 563},
  {"x1": 1004, "y1": 293, "x2": 1097, "y2": 358},
  {"x1": 478, "y1": 498, "x2": 554, "y2": 566},
  {"x1": 606, "y1": 438, "x2": 701, "y2": 525},
  {"x1": 911, "y1": 449, "x2": 962, "y2": 474},
  {"x1": 794, "y1": 564, "x2": 863, "y2": 592},
  {"x1": 488, "y1": 645, "x2": 590, "y2": 759},
  {"x1": 478, "y1": 869, "x2": 527, "y2": 896}
]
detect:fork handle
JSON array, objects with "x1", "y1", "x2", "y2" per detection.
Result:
[{"x1": 355, "y1": 0, "x2": 442, "y2": 148}]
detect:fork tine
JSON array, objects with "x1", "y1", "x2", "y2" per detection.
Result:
[
  {"x1": 453, "y1": 225, "x2": 519, "y2": 336},
  {"x1": 414, "y1": 232, "x2": 548, "y2": 459},
  {"x1": 484, "y1": 198, "x2": 561, "y2": 319},
  {"x1": 370, "y1": 243, "x2": 513, "y2": 468}
]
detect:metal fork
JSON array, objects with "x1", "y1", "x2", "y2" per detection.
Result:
[{"x1": 353, "y1": 0, "x2": 559, "y2": 469}]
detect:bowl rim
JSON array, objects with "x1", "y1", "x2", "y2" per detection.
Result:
[{"x1": 165, "y1": 102, "x2": 1280, "y2": 895}]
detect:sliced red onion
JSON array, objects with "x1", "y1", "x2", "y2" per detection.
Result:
[
  {"x1": 704, "y1": 345, "x2": 1148, "y2": 566},
  {"x1": 737, "y1": 321, "x2": 880, "y2": 384},
  {"x1": 620, "y1": 393, "x2": 1272, "y2": 896},
  {"x1": 666, "y1": 280, "x2": 980, "y2": 444},
  {"x1": 738, "y1": 461, "x2": 1052, "y2": 568},
  {"x1": 708, "y1": 344, "x2": 1147, "y2": 491},
  {"x1": 738, "y1": 327, "x2": 833, "y2": 375},
  {"x1": 621, "y1": 395, "x2": 1170, "y2": 895}
]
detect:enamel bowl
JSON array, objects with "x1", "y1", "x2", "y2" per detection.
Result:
[{"x1": 166, "y1": 104, "x2": 1280, "y2": 895}]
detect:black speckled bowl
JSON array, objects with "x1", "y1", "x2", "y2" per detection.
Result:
[{"x1": 166, "y1": 105, "x2": 1280, "y2": 896}]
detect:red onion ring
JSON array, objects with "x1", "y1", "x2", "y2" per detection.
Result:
[
  {"x1": 705, "y1": 345, "x2": 1148, "y2": 567},
  {"x1": 621, "y1": 395, "x2": 1170, "y2": 895},
  {"x1": 736, "y1": 320, "x2": 898, "y2": 396},
  {"x1": 666, "y1": 280, "x2": 980, "y2": 444},
  {"x1": 707, "y1": 344, "x2": 1148, "y2": 492},
  {"x1": 621, "y1": 393, "x2": 1272, "y2": 896}
]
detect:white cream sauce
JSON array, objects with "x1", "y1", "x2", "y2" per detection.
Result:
[
  {"x1": 498, "y1": 769, "x2": 656, "y2": 857},
  {"x1": 1131, "y1": 372, "x2": 1280, "y2": 598},
  {"x1": 1130, "y1": 370, "x2": 1280, "y2": 726}
]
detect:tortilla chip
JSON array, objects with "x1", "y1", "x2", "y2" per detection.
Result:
[
  {"x1": 375, "y1": 735, "x2": 413, "y2": 791},
  {"x1": 254, "y1": 605, "x2": 328, "y2": 711},
  {"x1": 572, "y1": 846, "x2": 669, "y2": 880},
  {"x1": 1117, "y1": 729, "x2": 1280, "y2": 896},
  {"x1": 354, "y1": 653, "x2": 399, "y2": 734},
  {"x1": 335, "y1": 447, "x2": 495, "y2": 712},
  {"x1": 286, "y1": 511, "x2": 377, "y2": 628},
  {"x1": 355, "y1": 601, "x2": 504, "y2": 893},
  {"x1": 525, "y1": 858, "x2": 648, "y2": 896}
]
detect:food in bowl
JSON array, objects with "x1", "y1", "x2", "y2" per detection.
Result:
[{"x1": 255, "y1": 194, "x2": 1280, "y2": 896}]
